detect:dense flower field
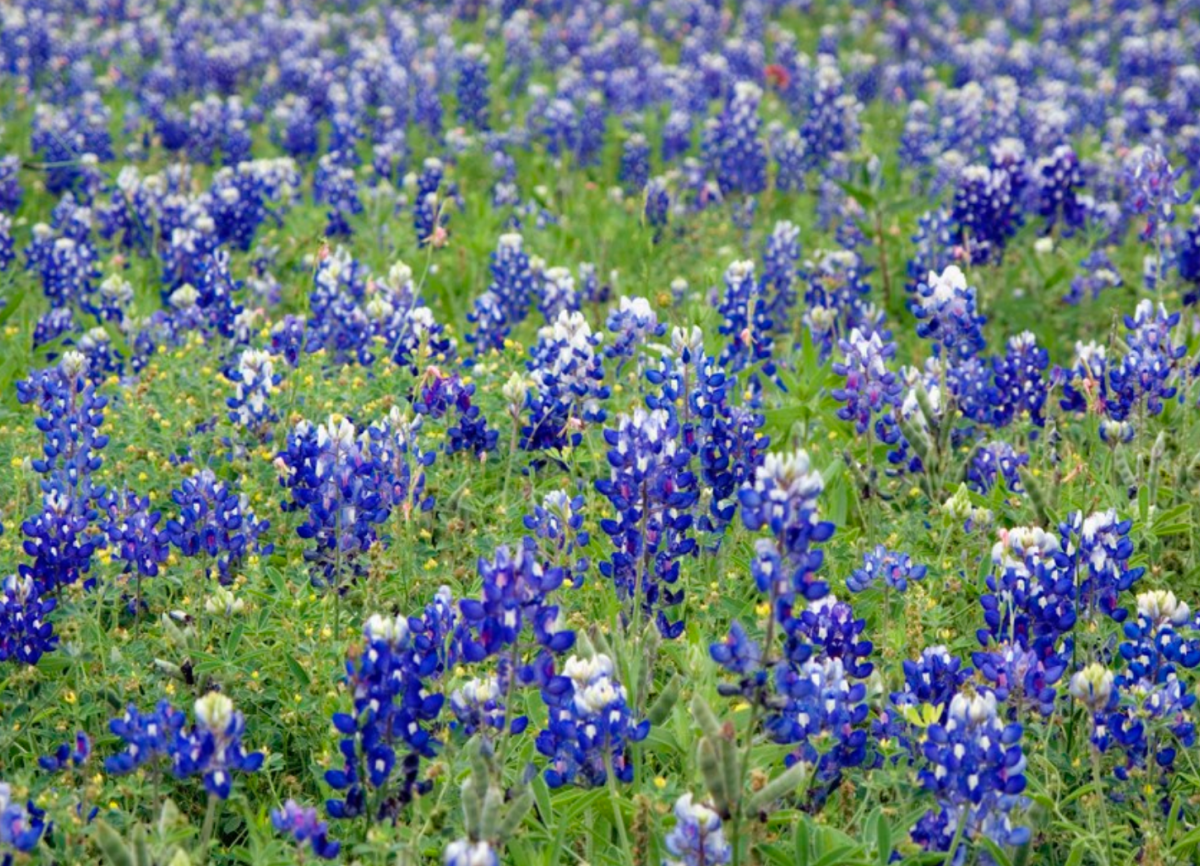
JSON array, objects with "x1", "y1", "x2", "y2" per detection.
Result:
[{"x1": 2, "y1": 0, "x2": 1200, "y2": 864}]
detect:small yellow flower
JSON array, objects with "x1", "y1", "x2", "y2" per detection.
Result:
[
  {"x1": 654, "y1": 776, "x2": 667, "y2": 789},
  {"x1": 65, "y1": 690, "x2": 77, "y2": 705},
  {"x1": 755, "y1": 602, "x2": 770, "y2": 617}
]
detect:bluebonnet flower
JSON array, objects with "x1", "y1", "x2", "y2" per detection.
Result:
[
  {"x1": 524, "y1": 490, "x2": 590, "y2": 589},
  {"x1": 846, "y1": 546, "x2": 926, "y2": 593},
  {"x1": 1175, "y1": 204, "x2": 1200, "y2": 300},
  {"x1": 647, "y1": 326, "x2": 768, "y2": 539},
  {"x1": 18, "y1": 351, "x2": 109, "y2": 502},
  {"x1": 278, "y1": 416, "x2": 386, "y2": 590},
  {"x1": 0, "y1": 215, "x2": 13, "y2": 272},
  {"x1": 739, "y1": 450, "x2": 835, "y2": 603},
  {"x1": 0, "y1": 575, "x2": 58, "y2": 665},
  {"x1": 444, "y1": 839, "x2": 499, "y2": 866},
  {"x1": 717, "y1": 82, "x2": 768, "y2": 197},
  {"x1": 620, "y1": 134, "x2": 650, "y2": 193},
  {"x1": 898, "y1": 100, "x2": 935, "y2": 181},
  {"x1": 413, "y1": 369, "x2": 497, "y2": 460},
  {"x1": 1069, "y1": 663, "x2": 1117, "y2": 715},
  {"x1": 467, "y1": 233, "x2": 534, "y2": 356},
  {"x1": 536, "y1": 653, "x2": 649, "y2": 788},
  {"x1": 1065, "y1": 249, "x2": 1122, "y2": 305},
  {"x1": 173, "y1": 692, "x2": 264, "y2": 799},
  {"x1": 0, "y1": 783, "x2": 48, "y2": 856},
  {"x1": 449, "y1": 674, "x2": 507, "y2": 737},
  {"x1": 537, "y1": 266, "x2": 579, "y2": 322},
  {"x1": 413, "y1": 158, "x2": 449, "y2": 249},
  {"x1": 910, "y1": 691, "x2": 1029, "y2": 865},
  {"x1": 30, "y1": 233, "x2": 100, "y2": 314},
  {"x1": 662, "y1": 109, "x2": 692, "y2": 165},
  {"x1": 1109, "y1": 299, "x2": 1186, "y2": 421},
  {"x1": 663, "y1": 794, "x2": 732, "y2": 866},
  {"x1": 0, "y1": 155, "x2": 21, "y2": 214},
  {"x1": 39, "y1": 732, "x2": 91, "y2": 773},
  {"x1": 456, "y1": 44, "x2": 491, "y2": 131},
  {"x1": 802, "y1": 56, "x2": 858, "y2": 171},
  {"x1": 715, "y1": 260, "x2": 779, "y2": 390},
  {"x1": 1063, "y1": 509, "x2": 1144, "y2": 624},
  {"x1": 314, "y1": 154, "x2": 363, "y2": 238},
  {"x1": 770, "y1": 126, "x2": 806, "y2": 193},
  {"x1": 325, "y1": 613, "x2": 445, "y2": 821},
  {"x1": 966, "y1": 441, "x2": 1028, "y2": 494},
  {"x1": 760, "y1": 221, "x2": 801, "y2": 332},
  {"x1": 204, "y1": 158, "x2": 295, "y2": 253},
  {"x1": 270, "y1": 315, "x2": 307, "y2": 368},
  {"x1": 368, "y1": 408, "x2": 436, "y2": 520},
  {"x1": 644, "y1": 177, "x2": 670, "y2": 242},
  {"x1": 165, "y1": 468, "x2": 271, "y2": 584},
  {"x1": 1034, "y1": 145, "x2": 1086, "y2": 235},
  {"x1": 595, "y1": 408, "x2": 698, "y2": 638},
  {"x1": 226, "y1": 349, "x2": 281, "y2": 443},
  {"x1": 768, "y1": 652, "x2": 870, "y2": 793},
  {"x1": 979, "y1": 525, "x2": 1076, "y2": 657},
  {"x1": 971, "y1": 638, "x2": 1063, "y2": 720},
  {"x1": 272, "y1": 800, "x2": 340, "y2": 860},
  {"x1": 801, "y1": 250, "x2": 883, "y2": 361},
  {"x1": 270, "y1": 97, "x2": 319, "y2": 163},
  {"x1": 521, "y1": 311, "x2": 609, "y2": 457},
  {"x1": 896, "y1": 647, "x2": 973, "y2": 716},
  {"x1": 832, "y1": 328, "x2": 901, "y2": 436},
  {"x1": 104, "y1": 489, "x2": 168, "y2": 609},
  {"x1": 949, "y1": 158, "x2": 1021, "y2": 266},
  {"x1": 906, "y1": 209, "x2": 955, "y2": 300},
  {"x1": 576, "y1": 92, "x2": 608, "y2": 169},
  {"x1": 913, "y1": 265, "x2": 987, "y2": 362},
  {"x1": 74, "y1": 327, "x2": 124, "y2": 386},
  {"x1": 606, "y1": 296, "x2": 664, "y2": 377},
  {"x1": 990, "y1": 332, "x2": 1049, "y2": 429},
  {"x1": 21, "y1": 481, "x2": 105, "y2": 594},
  {"x1": 457, "y1": 542, "x2": 574, "y2": 675},
  {"x1": 1124, "y1": 145, "x2": 1191, "y2": 244}
]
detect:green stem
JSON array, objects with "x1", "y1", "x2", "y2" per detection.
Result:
[
  {"x1": 604, "y1": 752, "x2": 631, "y2": 861},
  {"x1": 944, "y1": 805, "x2": 970, "y2": 866},
  {"x1": 199, "y1": 792, "x2": 220, "y2": 864},
  {"x1": 1092, "y1": 746, "x2": 1116, "y2": 866}
]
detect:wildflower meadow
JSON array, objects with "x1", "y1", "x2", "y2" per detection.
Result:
[{"x1": 3, "y1": 1, "x2": 1200, "y2": 865}]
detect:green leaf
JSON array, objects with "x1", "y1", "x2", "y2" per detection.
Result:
[
  {"x1": 1065, "y1": 838, "x2": 1088, "y2": 866},
  {"x1": 874, "y1": 812, "x2": 892, "y2": 866},
  {"x1": 285, "y1": 654, "x2": 311, "y2": 687},
  {"x1": 836, "y1": 180, "x2": 877, "y2": 210},
  {"x1": 794, "y1": 817, "x2": 810, "y2": 866},
  {"x1": 978, "y1": 838, "x2": 1013, "y2": 866},
  {"x1": 226, "y1": 622, "x2": 245, "y2": 657}
]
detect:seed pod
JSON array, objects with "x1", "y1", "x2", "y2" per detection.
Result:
[
  {"x1": 647, "y1": 675, "x2": 680, "y2": 726},
  {"x1": 698, "y1": 736, "x2": 729, "y2": 816},
  {"x1": 746, "y1": 761, "x2": 812, "y2": 814},
  {"x1": 480, "y1": 783, "x2": 504, "y2": 841},
  {"x1": 95, "y1": 821, "x2": 135, "y2": 866},
  {"x1": 690, "y1": 694, "x2": 723, "y2": 740},
  {"x1": 497, "y1": 788, "x2": 534, "y2": 840},
  {"x1": 461, "y1": 778, "x2": 482, "y2": 839},
  {"x1": 914, "y1": 382, "x2": 939, "y2": 433}
]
